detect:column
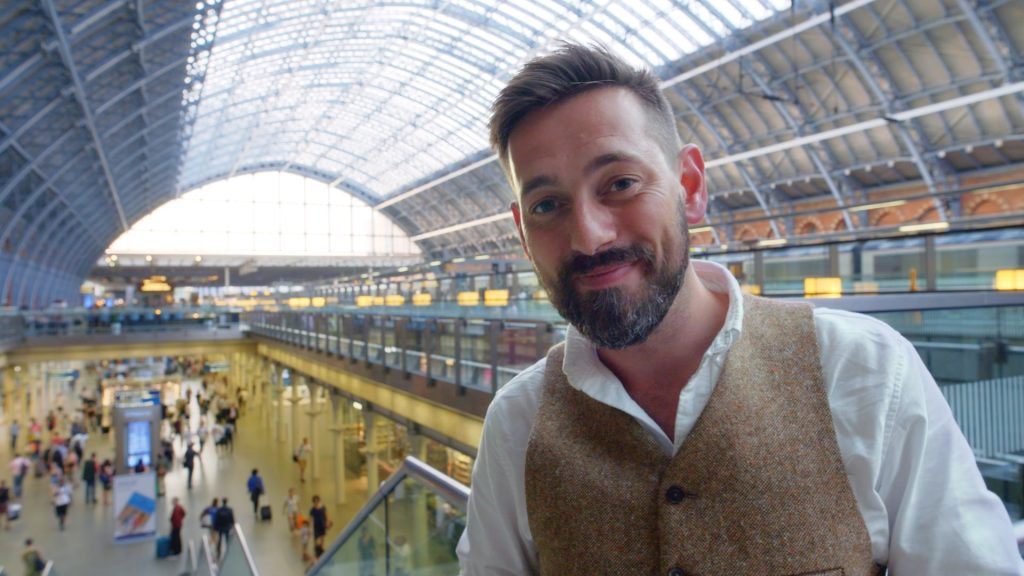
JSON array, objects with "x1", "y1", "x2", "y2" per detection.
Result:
[
  {"x1": 275, "y1": 364, "x2": 285, "y2": 443},
  {"x1": 328, "y1": 394, "x2": 346, "y2": 506},
  {"x1": 364, "y1": 408, "x2": 378, "y2": 492},
  {"x1": 306, "y1": 381, "x2": 323, "y2": 481},
  {"x1": 2, "y1": 366, "x2": 14, "y2": 424},
  {"x1": 409, "y1": 431, "x2": 429, "y2": 565},
  {"x1": 291, "y1": 375, "x2": 303, "y2": 451}
]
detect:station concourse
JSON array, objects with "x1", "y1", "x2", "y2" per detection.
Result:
[{"x1": 1, "y1": 0, "x2": 1024, "y2": 574}]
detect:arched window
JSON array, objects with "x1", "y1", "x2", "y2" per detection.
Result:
[{"x1": 107, "y1": 172, "x2": 420, "y2": 258}]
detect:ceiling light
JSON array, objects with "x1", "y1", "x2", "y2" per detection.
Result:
[
  {"x1": 145, "y1": 255, "x2": 153, "y2": 262},
  {"x1": 429, "y1": 260, "x2": 441, "y2": 266},
  {"x1": 899, "y1": 222, "x2": 949, "y2": 233},
  {"x1": 757, "y1": 238, "x2": 788, "y2": 247},
  {"x1": 937, "y1": 150, "x2": 946, "y2": 159},
  {"x1": 849, "y1": 199, "x2": 907, "y2": 212},
  {"x1": 689, "y1": 226, "x2": 712, "y2": 234},
  {"x1": 474, "y1": 255, "x2": 490, "y2": 260},
  {"x1": 194, "y1": 255, "x2": 202, "y2": 262},
  {"x1": 110, "y1": 254, "x2": 118, "y2": 262},
  {"x1": 452, "y1": 257, "x2": 466, "y2": 263}
]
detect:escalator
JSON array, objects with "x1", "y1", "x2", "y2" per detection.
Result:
[{"x1": 308, "y1": 457, "x2": 469, "y2": 575}]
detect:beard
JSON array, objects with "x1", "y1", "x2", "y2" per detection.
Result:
[{"x1": 541, "y1": 233, "x2": 688, "y2": 350}]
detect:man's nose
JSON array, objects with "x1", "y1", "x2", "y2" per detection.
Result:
[{"x1": 569, "y1": 199, "x2": 616, "y2": 256}]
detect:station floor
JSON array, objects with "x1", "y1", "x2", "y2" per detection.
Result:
[{"x1": 0, "y1": 382, "x2": 375, "y2": 576}]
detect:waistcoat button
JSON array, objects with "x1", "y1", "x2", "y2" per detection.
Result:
[{"x1": 665, "y1": 485, "x2": 686, "y2": 504}]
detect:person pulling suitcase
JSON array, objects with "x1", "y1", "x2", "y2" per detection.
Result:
[{"x1": 247, "y1": 469, "x2": 265, "y2": 517}]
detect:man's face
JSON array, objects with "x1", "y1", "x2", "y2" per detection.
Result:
[{"x1": 507, "y1": 88, "x2": 704, "y2": 349}]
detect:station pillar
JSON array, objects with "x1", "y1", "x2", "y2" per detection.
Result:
[
  {"x1": 306, "y1": 381, "x2": 322, "y2": 481},
  {"x1": 364, "y1": 408, "x2": 378, "y2": 492},
  {"x1": 328, "y1": 394, "x2": 346, "y2": 506}
]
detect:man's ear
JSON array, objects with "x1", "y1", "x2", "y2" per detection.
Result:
[
  {"x1": 510, "y1": 201, "x2": 531, "y2": 259},
  {"x1": 677, "y1": 143, "x2": 708, "y2": 224}
]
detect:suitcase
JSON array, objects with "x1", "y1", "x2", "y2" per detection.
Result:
[
  {"x1": 7, "y1": 502, "x2": 21, "y2": 520},
  {"x1": 260, "y1": 505, "x2": 272, "y2": 521},
  {"x1": 156, "y1": 535, "x2": 171, "y2": 558}
]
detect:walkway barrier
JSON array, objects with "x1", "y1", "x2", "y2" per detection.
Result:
[
  {"x1": 194, "y1": 533, "x2": 217, "y2": 576},
  {"x1": 307, "y1": 456, "x2": 470, "y2": 576},
  {"x1": 41, "y1": 561, "x2": 55, "y2": 575},
  {"x1": 219, "y1": 523, "x2": 261, "y2": 576},
  {"x1": 941, "y1": 375, "x2": 1024, "y2": 458}
]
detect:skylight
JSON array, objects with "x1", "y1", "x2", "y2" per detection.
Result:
[{"x1": 180, "y1": 0, "x2": 788, "y2": 201}]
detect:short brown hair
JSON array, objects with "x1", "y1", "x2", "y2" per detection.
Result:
[{"x1": 489, "y1": 43, "x2": 680, "y2": 181}]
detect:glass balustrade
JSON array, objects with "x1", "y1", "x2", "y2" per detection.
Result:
[{"x1": 309, "y1": 457, "x2": 469, "y2": 576}]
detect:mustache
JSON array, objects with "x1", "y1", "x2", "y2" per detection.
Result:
[{"x1": 561, "y1": 245, "x2": 655, "y2": 278}]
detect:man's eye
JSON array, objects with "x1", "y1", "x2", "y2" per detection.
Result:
[
  {"x1": 530, "y1": 199, "x2": 558, "y2": 215},
  {"x1": 609, "y1": 178, "x2": 637, "y2": 193}
]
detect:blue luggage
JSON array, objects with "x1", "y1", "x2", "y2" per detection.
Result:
[{"x1": 156, "y1": 535, "x2": 171, "y2": 558}]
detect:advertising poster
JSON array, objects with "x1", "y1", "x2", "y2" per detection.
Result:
[{"x1": 113, "y1": 472, "x2": 157, "y2": 542}]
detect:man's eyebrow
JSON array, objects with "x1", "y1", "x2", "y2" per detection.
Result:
[
  {"x1": 519, "y1": 152, "x2": 641, "y2": 201},
  {"x1": 583, "y1": 151, "x2": 640, "y2": 176},
  {"x1": 519, "y1": 175, "x2": 557, "y2": 202}
]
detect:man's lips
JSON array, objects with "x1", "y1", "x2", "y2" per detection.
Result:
[{"x1": 574, "y1": 261, "x2": 636, "y2": 289}]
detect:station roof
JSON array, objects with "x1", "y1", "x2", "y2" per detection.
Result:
[{"x1": 0, "y1": 0, "x2": 1021, "y2": 303}]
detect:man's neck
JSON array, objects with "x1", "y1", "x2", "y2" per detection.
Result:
[{"x1": 595, "y1": 266, "x2": 729, "y2": 440}]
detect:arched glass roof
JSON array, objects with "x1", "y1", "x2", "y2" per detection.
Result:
[
  {"x1": 107, "y1": 171, "x2": 420, "y2": 257},
  {"x1": 180, "y1": 0, "x2": 790, "y2": 200}
]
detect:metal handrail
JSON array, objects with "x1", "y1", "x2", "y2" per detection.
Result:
[
  {"x1": 306, "y1": 456, "x2": 470, "y2": 575},
  {"x1": 40, "y1": 561, "x2": 54, "y2": 576},
  {"x1": 232, "y1": 522, "x2": 262, "y2": 576},
  {"x1": 1015, "y1": 519, "x2": 1024, "y2": 547},
  {"x1": 201, "y1": 533, "x2": 217, "y2": 574}
]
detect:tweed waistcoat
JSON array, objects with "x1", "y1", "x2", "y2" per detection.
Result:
[{"x1": 524, "y1": 295, "x2": 882, "y2": 576}]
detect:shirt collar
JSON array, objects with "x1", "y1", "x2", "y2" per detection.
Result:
[{"x1": 562, "y1": 259, "x2": 745, "y2": 393}]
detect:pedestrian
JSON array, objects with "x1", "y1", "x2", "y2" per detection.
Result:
[
  {"x1": 201, "y1": 497, "x2": 219, "y2": 546},
  {"x1": 81, "y1": 452, "x2": 98, "y2": 504},
  {"x1": 392, "y1": 535, "x2": 411, "y2": 576},
  {"x1": 214, "y1": 497, "x2": 235, "y2": 558},
  {"x1": 309, "y1": 495, "x2": 330, "y2": 560},
  {"x1": 247, "y1": 468, "x2": 265, "y2": 516},
  {"x1": 99, "y1": 458, "x2": 114, "y2": 505},
  {"x1": 9, "y1": 452, "x2": 30, "y2": 498},
  {"x1": 294, "y1": 437, "x2": 310, "y2": 482},
  {"x1": 298, "y1": 512, "x2": 314, "y2": 567},
  {"x1": 197, "y1": 417, "x2": 209, "y2": 453},
  {"x1": 283, "y1": 487, "x2": 299, "y2": 531},
  {"x1": 22, "y1": 538, "x2": 46, "y2": 576},
  {"x1": 0, "y1": 479, "x2": 10, "y2": 531},
  {"x1": 133, "y1": 458, "x2": 146, "y2": 473},
  {"x1": 53, "y1": 476, "x2": 72, "y2": 531},
  {"x1": 170, "y1": 497, "x2": 186, "y2": 556},
  {"x1": 458, "y1": 43, "x2": 1024, "y2": 574},
  {"x1": 358, "y1": 525, "x2": 377, "y2": 576},
  {"x1": 183, "y1": 443, "x2": 199, "y2": 489},
  {"x1": 9, "y1": 419, "x2": 19, "y2": 451}
]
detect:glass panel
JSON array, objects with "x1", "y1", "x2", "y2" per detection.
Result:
[
  {"x1": 315, "y1": 506, "x2": 388, "y2": 575},
  {"x1": 218, "y1": 527, "x2": 257, "y2": 576},
  {"x1": 385, "y1": 476, "x2": 463, "y2": 575}
]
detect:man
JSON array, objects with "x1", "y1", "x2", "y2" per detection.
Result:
[
  {"x1": 295, "y1": 437, "x2": 311, "y2": 483},
  {"x1": 8, "y1": 419, "x2": 18, "y2": 451},
  {"x1": 184, "y1": 443, "x2": 199, "y2": 489},
  {"x1": 81, "y1": 452, "x2": 98, "y2": 504},
  {"x1": 170, "y1": 497, "x2": 186, "y2": 556},
  {"x1": 457, "y1": 44, "x2": 1023, "y2": 575},
  {"x1": 309, "y1": 495, "x2": 330, "y2": 560},
  {"x1": 22, "y1": 538, "x2": 45, "y2": 576},
  {"x1": 9, "y1": 452, "x2": 30, "y2": 498},
  {"x1": 247, "y1": 468, "x2": 265, "y2": 515},
  {"x1": 52, "y1": 476, "x2": 72, "y2": 531},
  {"x1": 214, "y1": 496, "x2": 235, "y2": 558}
]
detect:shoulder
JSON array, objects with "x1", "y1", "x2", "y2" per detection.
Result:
[
  {"x1": 812, "y1": 307, "x2": 912, "y2": 397},
  {"x1": 481, "y1": 356, "x2": 548, "y2": 446}
]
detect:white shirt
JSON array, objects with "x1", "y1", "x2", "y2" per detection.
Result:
[{"x1": 458, "y1": 260, "x2": 1023, "y2": 576}]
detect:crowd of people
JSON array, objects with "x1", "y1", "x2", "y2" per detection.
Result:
[{"x1": 3, "y1": 368, "x2": 340, "y2": 574}]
